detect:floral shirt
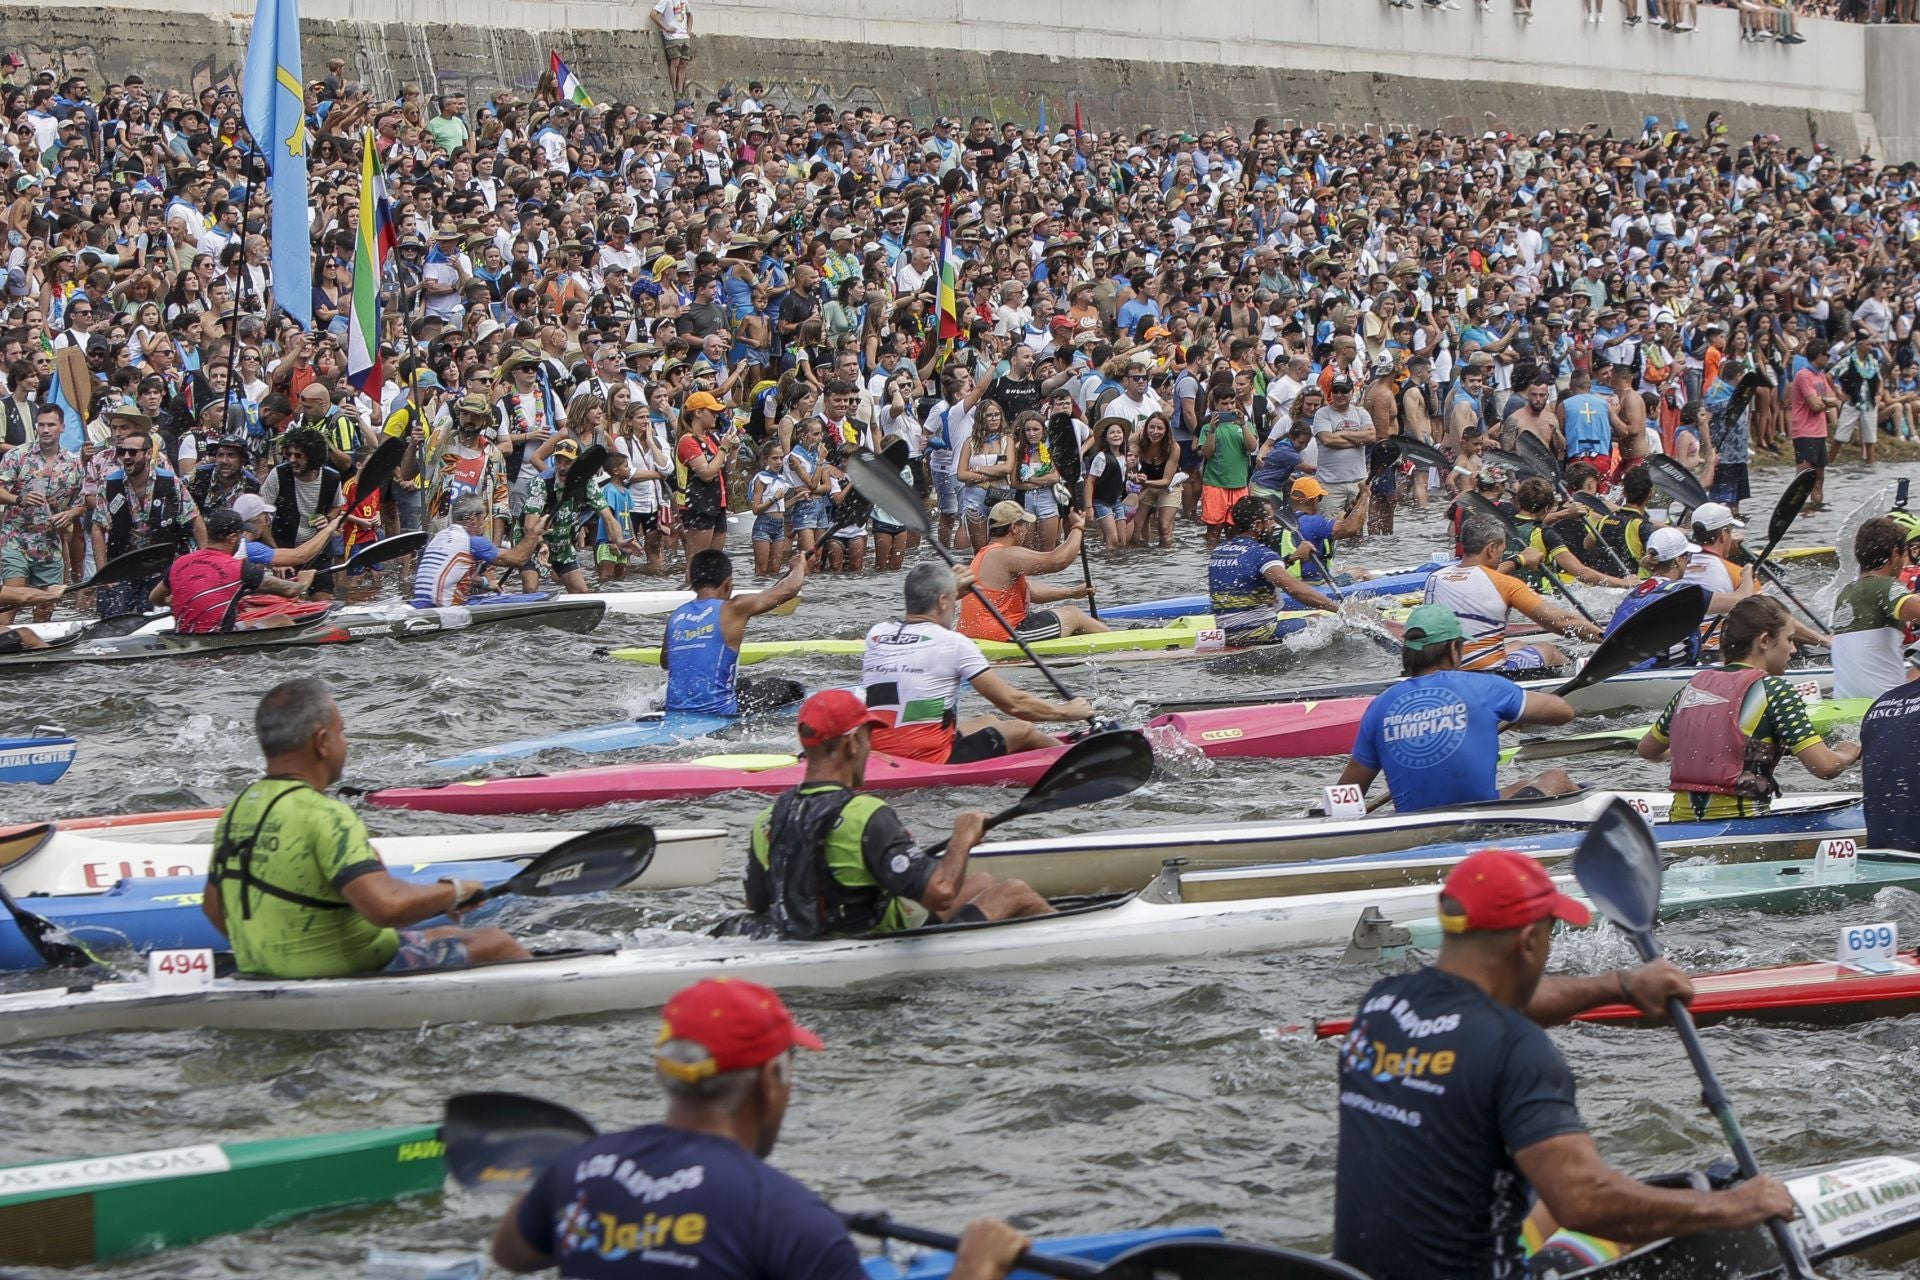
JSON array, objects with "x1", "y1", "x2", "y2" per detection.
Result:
[{"x1": 0, "y1": 444, "x2": 84, "y2": 562}]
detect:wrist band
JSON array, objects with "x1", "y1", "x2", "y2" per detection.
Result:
[{"x1": 1616, "y1": 968, "x2": 1633, "y2": 1003}]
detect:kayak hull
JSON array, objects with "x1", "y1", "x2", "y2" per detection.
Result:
[
  {"x1": 428, "y1": 703, "x2": 804, "y2": 769},
  {"x1": 0, "y1": 735, "x2": 77, "y2": 785},
  {"x1": 1098, "y1": 564, "x2": 1444, "y2": 622}
]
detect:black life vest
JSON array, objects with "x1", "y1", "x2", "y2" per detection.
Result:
[
  {"x1": 103, "y1": 470, "x2": 183, "y2": 560},
  {"x1": 758, "y1": 785, "x2": 887, "y2": 940},
  {"x1": 269, "y1": 461, "x2": 340, "y2": 548}
]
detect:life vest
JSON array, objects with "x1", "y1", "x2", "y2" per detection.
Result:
[
  {"x1": 1274, "y1": 524, "x2": 1335, "y2": 582},
  {"x1": 1901, "y1": 563, "x2": 1920, "y2": 645},
  {"x1": 167, "y1": 546, "x2": 250, "y2": 634},
  {"x1": 268, "y1": 461, "x2": 341, "y2": 548},
  {"x1": 1668, "y1": 666, "x2": 1783, "y2": 799},
  {"x1": 758, "y1": 785, "x2": 889, "y2": 940},
  {"x1": 1606, "y1": 578, "x2": 1704, "y2": 669},
  {"x1": 1511, "y1": 516, "x2": 1553, "y2": 592},
  {"x1": 957, "y1": 544, "x2": 1030, "y2": 640},
  {"x1": 208, "y1": 782, "x2": 353, "y2": 922},
  {"x1": 103, "y1": 470, "x2": 183, "y2": 561},
  {"x1": 1599, "y1": 504, "x2": 1651, "y2": 573}
]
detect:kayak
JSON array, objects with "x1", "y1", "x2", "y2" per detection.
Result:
[
  {"x1": 0, "y1": 857, "x2": 528, "y2": 971},
  {"x1": 0, "y1": 820, "x2": 729, "y2": 895},
  {"x1": 0, "y1": 733, "x2": 76, "y2": 784},
  {"x1": 863, "y1": 1229, "x2": 1226, "y2": 1280},
  {"x1": 0, "y1": 596, "x2": 607, "y2": 672},
  {"x1": 0, "y1": 1121, "x2": 446, "y2": 1266},
  {"x1": 607, "y1": 613, "x2": 1325, "y2": 669},
  {"x1": 1150, "y1": 666, "x2": 1838, "y2": 719},
  {"x1": 1502, "y1": 696, "x2": 1869, "y2": 763},
  {"x1": 1098, "y1": 563, "x2": 1442, "y2": 623},
  {"x1": 370, "y1": 702, "x2": 1374, "y2": 815},
  {"x1": 975, "y1": 792, "x2": 1863, "y2": 898},
  {"x1": 428, "y1": 702, "x2": 806, "y2": 770}
]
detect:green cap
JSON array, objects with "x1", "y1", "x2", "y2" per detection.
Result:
[{"x1": 1402, "y1": 604, "x2": 1465, "y2": 651}]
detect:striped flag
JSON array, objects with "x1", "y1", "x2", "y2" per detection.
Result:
[
  {"x1": 550, "y1": 51, "x2": 593, "y2": 108},
  {"x1": 936, "y1": 194, "x2": 961, "y2": 346},
  {"x1": 46, "y1": 356, "x2": 85, "y2": 452},
  {"x1": 345, "y1": 128, "x2": 394, "y2": 395}
]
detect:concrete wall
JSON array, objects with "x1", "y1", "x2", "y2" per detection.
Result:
[{"x1": 0, "y1": 0, "x2": 1901, "y2": 160}]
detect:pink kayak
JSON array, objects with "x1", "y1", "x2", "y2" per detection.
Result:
[{"x1": 369, "y1": 700, "x2": 1371, "y2": 815}]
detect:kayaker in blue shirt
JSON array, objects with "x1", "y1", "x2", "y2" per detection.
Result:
[
  {"x1": 1336, "y1": 604, "x2": 1579, "y2": 813},
  {"x1": 1601, "y1": 526, "x2": 1747, "y2": 669},
  {"x1": 1274, "y1": 475, "x2": 1370, "y2": 584},
  {"x1": 1207, "y1": 495, "x2": 1337, "y2": 643},
  {"x1": 661, "y1": 549, "x2": 808, "y2": 717},
  {"x1": 493, "y1": 976, "x2": 1032, "y2": 1280}
]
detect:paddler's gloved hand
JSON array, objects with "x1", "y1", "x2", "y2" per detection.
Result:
[{"x1": 1617, "y1": 957, "x2": 1696, "y2": 1019}]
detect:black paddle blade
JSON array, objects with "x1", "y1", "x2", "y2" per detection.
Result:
[
  {"x1": 1643, "y1": 453, "x2": 1709, "y2": 510},
  {"x1": 1513, "y1": 431, "x2": 1562, "y2": 484},
  {"x1": 561, "y1": 443, "x2": 610, "y2": 505},
  {"x1": 1484, "y1": 447, "x2": 1547, "y2": 482},
  {"x1": 1767, "y1": 468, "x2": 1818, "y2": 551},
  {"x1": 1457, "y1": 490, "x2": 1522, "y2": 545},
  {"x1": 1392, "y1": 437, "x2": 1452, "y2": 473},
  {"x1": 1103, "y1": 1239, "x2": 1373, "y2": 1280},
  {"x1": 845, "y1": 448, "x2": 933, "y2": 539},
  {"x1": 75, "y1": 541, "x2": 176, "y2": 590},
  {"x1": 442, "y1": 1091, "x2": 599, "y2": 1191},
  {"x1": 1570, "y1": 797, "x2": 1664, "y2": 948},
  {"x1": 1569, "y1": 492, "x2": 1611, "y2": 516},
  {"x1": 353, "y1": 434, "x2": 407, "y2": 500},
  {"x1": 1009, "y1": 730, "x2": 1155, "y2": 821},
  {"x1": 1047, "y1": 414, "x2": 1084, "y2": 495},
  {"x1": 1553, "y1": 585, "x2": 1707, "y2": 696},
  {"x1": 341, "y1": 529, "x2": 429, "y2": 574},
  {"x1": 0, "y1": 884, "x2": 98, "y2": 969},
  {"x1": 491, "y1": 822, "x2": 658, "y2": 901}
]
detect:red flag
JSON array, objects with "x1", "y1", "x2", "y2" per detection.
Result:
[{"x1": 1074, "y1": 102, "x2": 1083, "y2": 140}]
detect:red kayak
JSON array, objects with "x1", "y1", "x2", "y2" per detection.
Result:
[
  {"x1": 1314, "y1": 950, "x2": 1920, "y2": 1039},
  {"x1": 370, "y1": 699, "x2": 1372, "y2": 815}
]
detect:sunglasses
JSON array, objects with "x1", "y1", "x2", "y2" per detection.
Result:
[{"x1": 116, "y1": 445, "x2": 148, "y2": 456}]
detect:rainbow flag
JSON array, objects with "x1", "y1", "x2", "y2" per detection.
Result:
[
  {"x1": 551, "y1": 51, "x2": 593, "y2": 108},
  {"x1": 936, "y1": 194, "x2": 961, "y2": 346},
  {"x1": 345, "y1": 128, "x2": 393, "y2": 395}
]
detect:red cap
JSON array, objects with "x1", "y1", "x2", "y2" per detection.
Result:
[
  {"x1": 656, "y1": 979, "x2": 824, "y2": 1081},
  {"x1": 1439, "y1": 849, "x2": 1592, "y2": 934},
  {"x1": 796, "y1": 689, "x2": 884, "y2": 749}
]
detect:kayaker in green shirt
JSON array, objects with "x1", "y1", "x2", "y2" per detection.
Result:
[
  {"x1": 745, "y1": 689, "x2": 1052, "y2": 939},
  {"x1": 201, "y1": 678, "x2": 529, "y2": 978},
  {"x1": 1197, "y1": 396, "x2": 1258, "y2": 549}
]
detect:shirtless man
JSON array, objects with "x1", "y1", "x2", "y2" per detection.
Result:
[
  {"x1": 1363, "y1": 354, "x2": 1401, "y2": 535},
  {"x1": 1610, "y1": 364, "x2": 1652, "y2": 464},
  {"x1": 1503, "y1": 377, "x2": 1563, "y2": 454},
  {"x1": 1399, "y1": 354, "x2": 1436, "y2": 508}
]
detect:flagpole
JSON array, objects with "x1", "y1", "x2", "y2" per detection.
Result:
[{"x1": 220, "y1": 151, "x2": 262, "y2": 443}]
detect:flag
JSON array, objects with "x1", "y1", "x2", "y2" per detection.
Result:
[
  {"x1": 346, "y1": 128, "x2": 393, "y2": 395},
  {"x1": 1037, "y1": 97, "x2": 1046, "y2": 136},
  {"x1": 551, "y1": 51, "x2": 593, "y2": 108},
  {"x1": 46, "y1": 357, "x2": 85, "y2": 453},
  {"x1": 936, "y1": 194, "x2": 961, "y2": 347},
  {"x1": 243, "y1": 0, "x2": 310, "y2": 329}
]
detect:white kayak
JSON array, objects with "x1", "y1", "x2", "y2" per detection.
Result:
[{"x1": 0, "y1": 821, "x2": 729, "y2": 896}]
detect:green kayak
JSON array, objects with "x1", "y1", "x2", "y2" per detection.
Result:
[
  {"x1": 0, "y1": 1122, "x2": 445, "y2": 1265},
  {"x1": 1501, "y1": 697, "x2": 1869, "y2": 764}
]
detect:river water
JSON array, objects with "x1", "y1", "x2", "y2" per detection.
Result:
[{"x1": 4, "y1": 463, "x2": 1919, "y2": 1278}]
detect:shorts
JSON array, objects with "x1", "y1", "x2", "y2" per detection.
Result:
[
  {"x1": 633, "y1": 508, "x2": 661, "y2": 534},
  {"x1": 945, "y1": 725, "x2": 1010, "y2": 764},
  {"x1": 1023, "y1": 486, "x2": 1060, "y2": 520},
  {"x1": 391, "y1": 486, "x2": 424, "y2": 532},
  {"x1": 1709, "y1": 462, "x2": 1751, "y2": 504},
  {"x1": 1568, "y1": 453, "x2": 1616, "y2": 486},
  {"x1": 662, "y1": 37, "x2": 691, "y2": 60},
  {"x1": 1176, "y1": 439, "x2": 1201, "y2": 475},
  {"x1": 1501, "y1": 645, "x2": 1549, "y2": 672},
  {"x1": 0, "y1": 545, "x2": 61, "y2": 588},
  {"x1": 1836, "y1": 404, "x2": 1878, "y2": 446},
  {"x1": 932, "y1": 470, "x2": 962, "y2": 516},
  {"x1": 1792, "y1": 437, "x2": 1828, "y2": 469},
  {"x1": 961, "y1": 484, "x2": 991, "y2": 524},
  {"x1": 1200, "y1": 484, "x2": 1248, "y2": 527},
  {"x1": 1093, "y1": 501, "x2": 1123, "y2": 521},
  {"x1": 595, "y1": 543, "x2": 627, "y2": 564},
  {"x1": 752, "y1": 513, "x2": 786, "y2": 542},
  {"x1": 680, "y1": 507, "x2": 725, "y2": 532},
  {"x1": 384, "y1": 928, "x2": 472, "y2": 973},
  {"x1": 1137, "y1": 486, "x2": 1180, "y2": 511},
  {"x1": 1321, "y1": 478, "x2": 1364, "y2": 513},
  {"x1": 790, "y1": 496, "x2": 831, "y2": 532},
  {"x1": 1010, "y1": 608, "x2": 1061, "y2": 641}
]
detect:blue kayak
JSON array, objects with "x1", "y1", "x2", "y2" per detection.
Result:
[
  {"x1": 861, "y1": 1229, "x2": 1223, "y2": 1280},
  {"x1": 0, "y1": 734, "x2": 77, "y2": 786},
  {"x1": 430, "y1": 704, "x2": 803, "y2": 770},
  {"x1": 0, "y1": 859, "x2": 519, "y2": 971},
  {"x1": 1099, "y1": 564, "x2": 1443, "y2": 622}
]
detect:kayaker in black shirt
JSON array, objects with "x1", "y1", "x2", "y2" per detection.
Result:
[
  {"x1": 1862, "y1": 677, "x2": 1920, "y2": 851},
  {"x1": 1333, "y1": 848, "x2": 1796, "y2": 1280}
]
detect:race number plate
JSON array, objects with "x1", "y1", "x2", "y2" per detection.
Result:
[
  {"x1": 1322, "y1": 784, "x2": 1366, "y2": 819},
  {"x1": 1193, "y1": 628, "x2": 1227, "y2": 653},
  {"x1": 1815, "y1": 838, "x2": 1858, "y2": 876},
  {"x1": 1837, "y1": 921, "x2": 1898, "y2": 968},
  {"x1": 148, "y1": 948, "x2": 215, "y2": 993},
  {"x1": 1794, "y1": 678, "x2": 1824, "y2": 704}
]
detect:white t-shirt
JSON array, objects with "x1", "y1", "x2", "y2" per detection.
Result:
[
  {"x1": 652, "y1": 0, "x2": 691, "y2": 39},
  {"x1": 862, "y1": 618, "x2": 991, "y2": 759}
]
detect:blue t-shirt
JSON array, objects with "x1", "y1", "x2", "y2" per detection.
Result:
[
  {"x1": 513, "y1": 1126, "x2": 866, "y2": 1280},
  {"x1": 663, "y1": 596, "x2": 740, "y2": 715},
  {"x1": 1207, "y1": 534, "x2": 1283, "y2": 635},
  {"x1": 1351, "y1": 670, "x2": 1527, "y2": 812},
  {"x1": 1560, "y1": 393, "x2": 1614, "y2": 457},
  {"x1": 238, "y1": 538, "x2": 276, "y2": 567}
]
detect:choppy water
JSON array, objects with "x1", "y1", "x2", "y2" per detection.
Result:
[{"x1": 4, "y1": 464, "x2": 1918, "y2": 1278}]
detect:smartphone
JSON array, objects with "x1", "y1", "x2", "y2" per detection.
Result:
[{"x1": 1898, "y1": 478, "x2": 1910, "y2": 511}]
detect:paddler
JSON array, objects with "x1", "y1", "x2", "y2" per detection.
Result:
[
  {"x1": 1600, "y1": 526, "x2": 1751, "y2": 670},
  {"x1": 1335, "y1": 604, "x2": 1579, "y2": 812},
  {"x1": 201, "y1": 678, "x2": 528, "y2": 976},
  {"x1": 1208, "y1": 495, "x2": 1339, "y2": 644},
  {"x1": 150, "y1": 507, "x2": 333, "y2": 633},
  {"x1": 1424, "y1": 517, "x2": 1603, "y2": 672},
  {"x1": 661, "y1": 548, "x2": 808, "y2": 718},
  {"x1": 490, "y1": 977, "x2": 1031, "y2": 1280},
  {"x1": 1829, "y1": 517, "x2": 1920, "y2": 701},
  {"x1": 522, "y1": 438, "x2": 628, "y2": 594},
  {"x1": 1595, "y1": 463, "x2": 1656, "y2": 572},
  {"x1": 745, "y1": 689, "x2": 1053, "y2": 938},
  {"x1": 864, "y1": 563, "x2": 1093, "y2": 763},
  {"x1": 1861, "y1": 664, "x2": 1920, "y2": 850},
  {"x1": 0, "y1": 581, "x2": 63, "y2": 651},
  {"x1": 1333, "y1": 848, "x2": 1795, "y2": 1280},
  {"x1": 1681, "y1": 501, "x2": 1830, "y2": 649},
  {"x1": 956, "y1": 501, "x2": 1106, "y2": 642},
  {"x1": 1636, "y1": 595, "x2": 1859, "y2": 820},
  {"x1": 411, "y1": 497, "x2": 549, "y2": 607},
  {"x1": 1278, "y1": 476, "x2": 1371, "y2": 584},
  {"x1": 1510, "y1": 478, "x2": 1634, "y2": 594}
]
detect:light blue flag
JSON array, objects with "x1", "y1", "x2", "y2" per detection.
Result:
[
  {"x1": 46, "y1": 362, "x2": 84, "y2": 453},
  {"x1": 243, "y1": 0, "x2": 311, "y2": 329}
]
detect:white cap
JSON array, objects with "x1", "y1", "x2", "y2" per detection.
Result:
[
  {"x1": 1644, "y1": 526, "x2": 1699, "y2": 563},
  {"x1": 232, "y1": 493, "x2": 275, "y2": 521},
  {"x1": 1691, "y1": 502, "x2": 1744, "y2": 534}
]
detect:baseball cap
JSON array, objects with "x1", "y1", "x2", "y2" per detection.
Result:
[
  {"x1": 1400, "y1": 604, "x2": 1465, "y2": 651},
  {"x1": 1478, "y1": 463, "x2": 1510, "y2": 486},
  {"x1": 204, "y1": 508, "x2": 246, "y2": 539},
  {"x1": 1643, "y1": 526, "x2": 1699, "y2": 563},
  {"x1": 655, "y1": 979, "x2": 824, "y2": 1081},
  {"x1": 685, "y1": 391, "x2": 728, "y2": 413},
  {"x1": 552, "y1": 438, "x2": 580, "y2": 459},
  {"x1": 231, "y1": 493, "x2": 275, "y2": 522},
  {"x1": 1328, "y1": 376, "x2": 1354, "y2": 393},
  {"x1": 988, "y1": 499, "x2": 1036, "y2": 529},
  {"x1": 796, "y1": 688, "x2": 885, "y2": 749},
  {"x1": 1290, "y1": 475, "x2": 1328, "y2": 501},
  {"x1": 1440, "y1": 849, "x2": 1592, "y2": 933},
  {"x1": 1691, "y1": 502, "x2": 1745, "y2": 533}
]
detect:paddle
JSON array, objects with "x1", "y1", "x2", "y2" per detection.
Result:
[
  {"x1": 440, "y1": 1092, "x2": 1366, "y2": 1280},
  {"x1": 1391, "y1": 436, "x2": 1453, "y2": 475},
  {"x1": 453, "y1": 822, "x2": 657, "y2": 909},
  {"x1": 1571, "y1": 799, "x2": 1821, "y2": 1280},
  {"x1": 1549, "y1": 580, "x2": 1707, "y2": 698},
  {"x1": 1646, "y1": 449, "x2": 1825, "y2": 630},
  {"x1": 0, "y1": 883, "x2": 100, "y2": 969},
  {"x1": 1047, "y1": 412, "x2": 1098, "y2": 621},
  {"x1": 1512, "y1": 432, "x2": 1633, "y2": 578},
  {"x1": 1705, "y1": 468, "x2": 1820, "y2": 650},
  {"x1": 843, "y1": 448, "x2": 1089, "y2": 714},
  {"x1": 1263, "y1": 499, "x2": 1345, "y2": 607},
  {"x1": 1456, "y1": 491, "x2": 1602, "y2": 628},
  {"x1": 919, "y1": 729, "x2": 1154, "y2": 856},
  {"x1": 1482, "y1": 447, "x2": 1546, "y2": 483},
  {"x1": 73, "y1": 541, "x2": 177, "y2": 590},
  {"x1": 561, "y1": 443, "x2": 610, "y2": 507},
  {"x1": 352, "y1": 434, "x2": 407, "y2": 501},
  {"x1": 317, "y1": 529, "x2": 430, "y2": 576}
]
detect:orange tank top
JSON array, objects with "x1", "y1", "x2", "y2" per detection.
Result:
[{"x1": 957, "y1": 545, "x2": 1029, "y2": 641}]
